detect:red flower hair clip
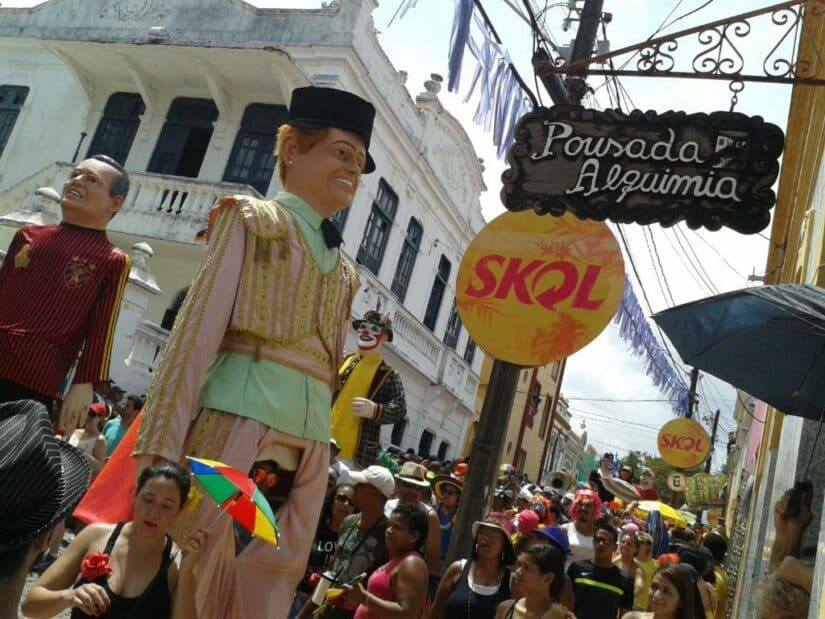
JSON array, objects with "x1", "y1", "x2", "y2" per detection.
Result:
[{"x1": 81, "y1": 553, "x2": 112, "y2": 581}]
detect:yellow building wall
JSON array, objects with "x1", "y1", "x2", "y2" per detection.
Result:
[{"x1": 464, "y1": 355, "x2": 563, "y2": 484}]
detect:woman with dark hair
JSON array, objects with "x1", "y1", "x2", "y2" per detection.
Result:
[
  {"x1": 294, "y1": 484, "x2": 357, "y2": 611},
  {"x1": 430, "y1": 513, "x2": 514, "y2": 619},
  {"x1": 676, "y1": 547, "x2": 717, "y2": 618},
  {"x1": 23, "y1": 462, "x2": 204, "y2": 619},
  {"x1": 621, "y1": 563, "x2": 705, "y2": 619},
  {"x1": 495, "y1": 544, "x2": 571, "y2": 619},
  {"x1": 344, "y1": 502, "x2": 429, "y2": 618}
]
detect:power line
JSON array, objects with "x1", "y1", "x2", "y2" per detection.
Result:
[
  {"x1": 567, "y1": 397, "x2": 675, "y2": 403},
  {"x1": 643, "y1": 226, "x2": 676, "y2": 307},
  {"x1": 688, "y1": 229, "x2": 746, "y2": 281},
  {"x1": 569, "y1": 408, "x2": 662, "y2": 432},
  {"x1": 660, "y1": 0, "x2": 716, "y2": 32},
  {"x1": 674, "y1": 226, "x2": 721, "y2": 294},
  {"x1": 662, "y1": 228, "x2": 716, "y2": 294},
  {"x1": 616, "y1": 224, "x2": 690, "y2": 389},
  {"x1": 473, "y1": 0, "x2": 541, "y2": 109},
  {"x1": 671, "y1": 228, "x2": 719, "y2": 294},
  {"x1": 648, "y1": 229, "x2": 677, "y2": 306}
]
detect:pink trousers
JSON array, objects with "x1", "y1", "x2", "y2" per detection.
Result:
[{"x1": 174, "y1": 408, "x2": 328, "y2": 619}]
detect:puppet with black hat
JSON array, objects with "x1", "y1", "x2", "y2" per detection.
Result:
[
  {"x1": 330, "y1": 310, "x2": 407, "y2": 468},
  {"x1": 0, "y1": 400, "x2": 90, "y2": 616},
  {"x1": 116, "y1": 86, "x2": 376, "y2": 619}
]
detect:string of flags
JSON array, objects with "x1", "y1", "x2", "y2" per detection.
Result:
[
  {"x1": 614, "y1": 278, "x2": 691, "y2": 416},
  {"x1": 405, "y1": 0, "x2": 691, "y2": 414},
  {"x1": 447, "y1": 0, "x2": 533, "y2": 158}
]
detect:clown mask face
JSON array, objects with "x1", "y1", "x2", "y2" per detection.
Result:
[{"x1": 357, "y1": 322, "x2": 387, "y2": 353}]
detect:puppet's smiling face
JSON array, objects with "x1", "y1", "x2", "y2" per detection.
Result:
[{"x1": 357, "y1": 322, "x2": 386, "y2": 353}]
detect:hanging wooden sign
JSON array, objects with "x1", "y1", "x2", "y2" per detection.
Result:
[{"x1": 501, "y1": 105, "x2": 785, "y2": 234}]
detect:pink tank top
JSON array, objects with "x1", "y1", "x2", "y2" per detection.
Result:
[{"x1": 353, "y1": 551, "x2": 419, "y2": 619}]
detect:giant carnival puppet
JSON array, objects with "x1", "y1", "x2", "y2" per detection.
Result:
[
  {"x1": 128, "y1": 87, "x2": 373, "y2": 619},
  {"x1": 330, "y1": 310, "x2": 406, "y2": 468},
  {"x1": 0, "y1": 155, "x2": 130, "y2": 429}
]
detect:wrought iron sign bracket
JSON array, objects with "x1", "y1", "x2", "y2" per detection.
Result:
[{"x1": 537, "y1": 0, "x2": 825, "y2": 87}]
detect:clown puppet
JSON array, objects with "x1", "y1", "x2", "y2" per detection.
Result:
[
  {"x1": 330, "y1": 310, "x2": 406, "y2": 469},
  {"x1": 0, "y1": 155, "x2": 130, "y2": 430}
]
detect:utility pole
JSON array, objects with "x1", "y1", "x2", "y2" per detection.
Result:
[
  {"x1": 687, "y1": 366, "x2": 700, "y2": 419},
  {"x1": 445, "y1": 0, "x2": 607, "y2": 567},
  {"x1": 445, "y1": 360, "x2": 520, "y2": 565},
  {"x1": 704, "y1": 409, "x2": 721, "y2": 473},
  {"x1": 564, "y1": 0, "x2": 603, "y2": 104}
]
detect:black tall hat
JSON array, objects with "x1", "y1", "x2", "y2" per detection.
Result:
[
  {"x1": 287, "y1": 86, "x2": 377, "y2": 173},
  {"x1": 0, "y1": 400, "x2": 91, "y2": 551}
]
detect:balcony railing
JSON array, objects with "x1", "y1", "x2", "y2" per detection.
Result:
[
  {"x1": 124, "y1": 320, "x2": 169, "y2": 384},
  {"x1": 0, "y1": 162, "x2": 262, "y2": 245}
]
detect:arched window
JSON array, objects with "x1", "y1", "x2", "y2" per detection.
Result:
[
  {"x1": 391, "y1": 218, "x2": 422, "y2": 302},
  {"x1": 0, "y1": 85, "x2": 29, "y2": 159},
  {"x1": 418, "y1": 429, "x2": 434, "y2": 458},
  {"x1": 391, "y1": 418, "x2": 407, "y2": 446},
  {"x1": 223, "y1": 103, "x2": 287, "y2": 195},
  {"x1": 357, "y1": 179, "x2": 398, "y2": 274},
  {"x1": 87, "y1": 92, "x2": 145, "y2": 165},
  {"x1": 148, "y1": 97, "x2": 219, "y2": 178},
  {"x1": 161, "y1": 286, "x2": 190, "y2": 330},
  {"x1": 423, "y1": 255, "x2": 450, "y2": 330},
  {"x1": 443, "y1": 299, "x2": 462, "y2": 349},
  {"x1": 437, "y1": 441, "x2": 449, "y2": 461}
]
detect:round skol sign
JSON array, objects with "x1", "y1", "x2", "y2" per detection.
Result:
[
  {"x1": 456, "y1": 210, "x2": 624, "y2": 366},
  {"x1": 658, "y1": 418, "x2": 711, "y2": 469}
]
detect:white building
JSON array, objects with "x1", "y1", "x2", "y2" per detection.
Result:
[{"x1": 0, "y1": 0, "x2": 486, "y2": 461}]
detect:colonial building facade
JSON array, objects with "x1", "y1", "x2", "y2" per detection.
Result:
[
  {"x1": 0, "y1": 0, "x2": 486, "y2": 461},
  {"x1": 465, "y1": 357, "x2": 567, "y2": 484}
]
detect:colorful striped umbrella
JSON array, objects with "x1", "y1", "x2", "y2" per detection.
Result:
[{"x1": 186, "y1": 456, "x2": 279, "y2": 546}]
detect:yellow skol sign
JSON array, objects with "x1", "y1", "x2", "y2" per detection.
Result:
[
  {"x1": 658, "y1": 418, "x2": 711, "y2": 469},
  {"x1": 456, "y1": 210, "x2": 624, "y2": 366}
]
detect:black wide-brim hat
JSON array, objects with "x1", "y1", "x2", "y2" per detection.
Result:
[
  {"x1": 287, "y1": 86, "x2": 376, "y2": 173},
  {"x1": 0, "y1": 400, "x2": 91, "y2": 552}
]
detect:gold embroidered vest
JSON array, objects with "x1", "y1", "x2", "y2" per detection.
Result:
[{"x1": 213, "y1": 196, "x2": 359, "y2": 387}]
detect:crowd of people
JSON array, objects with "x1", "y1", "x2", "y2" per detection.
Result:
[{"x1": 0, "y1": 396, "x2": 817, "y2": 619}]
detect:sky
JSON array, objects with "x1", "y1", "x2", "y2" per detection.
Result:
[{"x1": 3, "y1": 0, "x2": 795, "y2": 471}]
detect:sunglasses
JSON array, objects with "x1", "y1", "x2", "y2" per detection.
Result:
[
  {"x1": 252, "y1": 467, "x2": 278, "y2": 488},
  {"x1": 335, "y1": 494, "x2": 354, "y2": 505}
]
